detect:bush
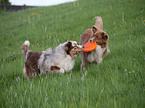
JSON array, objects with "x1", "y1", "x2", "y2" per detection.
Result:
[{"x1": 0, "y1": 0, "x2": 11, "y2": 5}]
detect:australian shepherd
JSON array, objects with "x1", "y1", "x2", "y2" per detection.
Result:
[
  {"x1": 79, "y1": 16, "x2": 110, "y2": 70},
  {"x1": 21, "y1": 40, "x2": 83, "y2": 78}
]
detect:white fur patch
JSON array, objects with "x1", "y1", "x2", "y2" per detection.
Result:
[
  {"x1": 87, "y1": 45, "x2": 106, "y2": 63},
  {"x1": 38, "y1": 41, "x2": 79, "y2": 74},
  {"x1": 24, "y1": 40, "x2": 30, "y2": 47}
]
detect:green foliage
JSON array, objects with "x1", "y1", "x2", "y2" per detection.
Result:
[
  {"x1": 0, "y1": 0, "x2": 145, "y2": 107},
  {"x1": 0, "y1": 0, "x2": 10, "y2": 4}
]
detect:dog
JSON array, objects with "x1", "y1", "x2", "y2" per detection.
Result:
[
  {"x1": 79, "y1": 16, "x2": 110, "y2": 70},
  {"x1": 21, "y1": 40, "x2": 84, "y2": 78}
]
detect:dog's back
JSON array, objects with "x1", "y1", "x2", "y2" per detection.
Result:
[
  {"x1": 79, "y1": 16, "x2": 103, "y2": 45},
  {"x1": 79, "y1": 29, "x2": 93, "y2": 45}
]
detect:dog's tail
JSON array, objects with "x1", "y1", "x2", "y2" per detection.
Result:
[
  {"x1": 21, "y1": 40, "x2": 30, "y2": 59},
  {"x1": 94, "y1": 16, "x2": 103, "y2": 31}
]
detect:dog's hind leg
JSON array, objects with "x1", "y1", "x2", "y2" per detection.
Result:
[
  {"x1": 23, "y1": 64, "x2": 28, "y2": 78},
  {"x1": 50, "y1": 66, "x2": 64, "y2": 73}
]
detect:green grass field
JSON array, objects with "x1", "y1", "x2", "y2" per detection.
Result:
[{"x1": 0, "y1": 0, "x2": 145, "y2": 107}]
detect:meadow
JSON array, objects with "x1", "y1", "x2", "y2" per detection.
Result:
[{"x1": 0, "y1": 0, "x2": 145, "y2": 107}]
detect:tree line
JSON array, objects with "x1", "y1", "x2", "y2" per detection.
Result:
[{"x1": 0, "y1": 0, "x2": 11, "y2": 4}]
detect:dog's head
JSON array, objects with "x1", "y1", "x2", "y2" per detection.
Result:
[
  {"x1": 65, "y1": 41, "x2": 84, "y2": 58},
  {"x1": 89, "y1": 26, "x2": 109, "y2": 48}
]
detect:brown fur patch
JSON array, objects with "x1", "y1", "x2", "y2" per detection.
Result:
[
  {"x1": 25, "y1": 51, "x2": 42, "y2": 78},
  {"x1": 50, "y1": 66, "x2": 60, "y2": 71},
  {"x1": 80, "y1": 29, "x2": 93, "y2": 45}
]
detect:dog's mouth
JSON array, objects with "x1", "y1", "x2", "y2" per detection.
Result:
[
  {"x1": 76, "y1": 51, "x2": 83, "y2": 54},
  {"x1": 71, "y1": 50, "x2": 83, "y2": 55},
  {"x1": 73, "y1": 46, "x2": 84, "y2": 54}
]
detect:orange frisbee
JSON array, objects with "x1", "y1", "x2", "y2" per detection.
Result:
[{"x1": 83, "y1": 41, "x2": 97, "y2": 52}]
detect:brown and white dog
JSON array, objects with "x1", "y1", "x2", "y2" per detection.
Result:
[
  {"x1": 21, "y1": 40, "x2": 83, "y2": 78},
  {"x1": 79, "y1": 16, "x2": 110, "y2": 70}
]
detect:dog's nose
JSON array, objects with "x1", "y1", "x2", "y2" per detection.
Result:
[
  {"x1": 90, "y1": 40, "x2": 92, "y2": 42},
  {"x1": 82, "y1": 46, "x2": 85, "y2": 49}
]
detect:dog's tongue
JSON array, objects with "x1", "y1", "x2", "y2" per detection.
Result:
[{"x1": 83, "y1": 41, "x2": 97, "y2": 52}]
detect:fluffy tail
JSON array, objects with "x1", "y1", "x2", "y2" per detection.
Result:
[
  {"x1": 21, "y1": 40, "x2": 30, "y2": 59},
  {"x1": 94, "y1": 16, "x2": 103, "y2": 31}
]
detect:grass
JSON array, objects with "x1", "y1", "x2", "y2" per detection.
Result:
[{"x1": 0, "y1": 0, "x2": 145, "y2": 107}]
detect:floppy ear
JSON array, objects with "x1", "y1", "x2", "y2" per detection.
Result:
[
  {"x1": 92, "y1": 26, "x2": 97, "y2": 33},
  {"x1": 65, "y1": 41, "x2": 71, "y2": 48},
  {"x1": 65, "y1": 41, "x2": 72, "y2": 54},
  {"x1": 103, "y1": 35, "x2": 109, "y2": 41}
]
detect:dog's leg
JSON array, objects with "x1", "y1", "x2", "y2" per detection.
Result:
[
  {"x1": 81, "y1": 52, "x2": 89, "y2": 71},
  {"x1": 102, "y1": 48, "x2": 110, "y2": 59},
  {"x1": 23, "y1": 64, "x2": 28, "y2": 78},
  {"x1": 23, "y1": 63, "x2": 32, "y2": 78},
  {"x1": 26, "y1": 65, "x2": 32, "y2": 78},
  {"x1": 23, "y1": 63, "x2": 36, "y2": 78},
  {"x1": 95, "y1": 48, "x2": 104, "y2": 64}
]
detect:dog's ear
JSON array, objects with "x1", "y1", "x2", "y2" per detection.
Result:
[
  {"x1": 102, "y1": 34, "x2": 109, "y2": 41},
  {"x1": 65, "y1": 41, "x2": 71, "y2": 48},
  {"x1": 65, "y1": 41, "x2": 72, "y2": 54},
  {"x1": 92, "y1": 26, "x2": 97, "y2": 33}
]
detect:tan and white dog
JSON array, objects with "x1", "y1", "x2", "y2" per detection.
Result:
[
  {"x1": 21, "y1": 40, "x2": 83, "y2": 78},
  {"x1": 79, "y1": 16, "x2": 110, "y2": 70}
]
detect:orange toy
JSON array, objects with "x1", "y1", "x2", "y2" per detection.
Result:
[{"x1": 83, "y1": 41, "x2": 97, "y2": 52}]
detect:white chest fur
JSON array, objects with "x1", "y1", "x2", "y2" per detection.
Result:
[
  {"x1": 87, "y1": 45, "x2": 106, "y2": 63},
  {"x1": 57, "y1": 55, "x2": 75, "y2": 72}
]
